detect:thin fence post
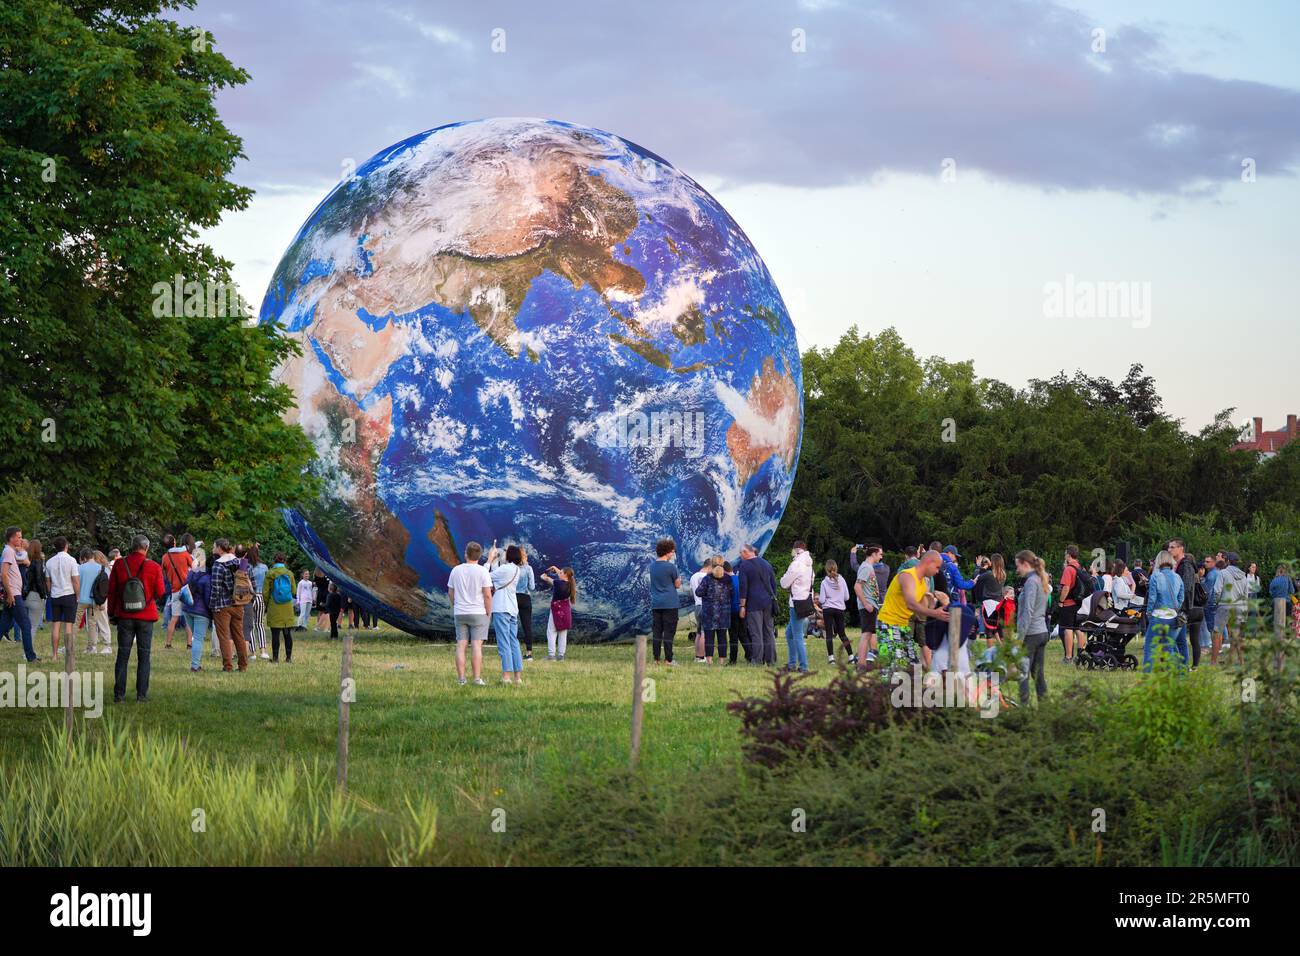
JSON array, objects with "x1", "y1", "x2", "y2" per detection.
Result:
[
  {"x1": 65, "y1": 623, "x2": 76, "y2": 746},
  {"x1": 337, "y1": 629, "x2": 353, "y2": 793},
  {"x1": 946, "y1": 603, "x2": 962, "y2": 676},
  {"x1": 630, "y1": 634, "x2": 647, "y2": 770}
]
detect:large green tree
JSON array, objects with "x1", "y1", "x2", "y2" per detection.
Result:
[{"x1": 0, "y1": 0, "x2": 313, "y2": 545}]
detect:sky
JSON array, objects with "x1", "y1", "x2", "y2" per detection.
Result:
[{"x1": 185, "y1": 0, "x2": 1300, "y2": 433}]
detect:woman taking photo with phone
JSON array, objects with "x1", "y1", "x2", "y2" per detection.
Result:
[{"x1": 539, "y1": 564, "x2": 576, "y2": 661}]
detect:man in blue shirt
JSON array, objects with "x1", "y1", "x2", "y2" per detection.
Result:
[
  {"x1": 649, "y1": 538, "x2": 682, "y2": 665},
  {"x1": 737, "y1": 543, "x2": 778, "y2": 666}
]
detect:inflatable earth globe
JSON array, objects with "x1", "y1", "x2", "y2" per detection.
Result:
[{"x1": 259, "y1": 117, "x2": 802, "y2": 640}]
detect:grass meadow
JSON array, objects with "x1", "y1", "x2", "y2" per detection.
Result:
[{"x1": 0, "y1": 615, "x2": 1253, "y2": 865}]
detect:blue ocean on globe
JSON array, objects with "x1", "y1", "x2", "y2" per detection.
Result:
[{"x1": 258, "y1": 117, "x2": 802, "y2": 639}]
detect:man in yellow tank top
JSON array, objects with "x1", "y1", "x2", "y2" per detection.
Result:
[{"x1": 876, "y1": 550, "x2": 950, "y2": 673}]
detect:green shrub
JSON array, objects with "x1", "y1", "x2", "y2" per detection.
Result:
[{"x1": 1101, "y1": 640, "x2": 1226, "y2": 762}]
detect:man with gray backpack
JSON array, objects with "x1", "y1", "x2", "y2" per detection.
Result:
[{"x1": 106, "y1": 534, "x2": 165, "y2": 703}]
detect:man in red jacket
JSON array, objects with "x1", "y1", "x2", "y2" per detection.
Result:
[{"x1": 107, "y1": 534, "x2": 165, "y2": 703}]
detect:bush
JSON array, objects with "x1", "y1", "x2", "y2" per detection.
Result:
[
  {"x1": 726, "y1": 667, "x2": 923, "y2": 768},
  {"x1": 1101, "y1": 641, "x2": 1226, "y2": 762}
]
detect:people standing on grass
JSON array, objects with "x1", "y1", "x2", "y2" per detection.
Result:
[
  {"x1": 184, "y1": 559, "x2": 212, "y2": 672},
  {"x1": 106, "y1": 534, "x2": 165, "y2": 702},
  {"x1": 45, "y1": 536, "x2": 80, "y2": 659},
  {"x1": 875, "y1": 549, "x2": 948, "y2": 674},
  {"x1": 1168, "y1": 539, "x2": 1201, "y2": 668},
  {"x1": 241, "y1": 544, "x2": 270, "y2": 661},
  {"x1": 854, "y1": 545, "x2": 883, "y2": 664},
  {"x1": 77, "y1": 548, "x2": 111, "y2": 655},
  {"x1": 313, "y1": 567, "x2": 330, "y2": 631},
  {"x1": 688, "y1": 559, "x2": 711, "y2": 662},
  {"x1": 780, "y1": 540, "x2": 814, "y2": 674},
  {"x1": 818, "y1": 559, "x2": 855, "y2": 665},
  {"x1": 1142, "y1": 550, "x2": 1186, "y2": 670},
  {"x1": 974, "y1": 553, "x2": 1007, "y2": 648},
  {"x1": 326, "y1": 582, "x2": 343, "y2": 640},
  {"x1": 23, "y1": 539, "x2": 47, "y2": 637},
  {"x1": 1057, "y1": 545, "x2": 1086, "y2": 664},
  {"x1": 695, "y1": 555, "x2": 732, "y2": 665},
  {"x1": 649, "y1": 538, "x2": 681, "y2": 666},
  {"x1": 1213, "y1": 552, "x2": 1249, "y2": 667},
  {"x1": 516, "y1": 548, "x2": 537, "y2": 661},
  {"x1": 1, "y1": 526, "x2": 38, "y2": 661},
  {"x1": 208, "y1": 538, "x2": 249, "y2": 672},
  {"x1": 448, "y1": 541, "x2": 492, "y2": 686},
  {"x1": 295, "y1": 569, "x2": 314, "y2": 630},
  {"x1": 1015, "y1": 550, "x2": 1051, "y2": 706},
  {"x1": 158, "y1": 534, "x2": 193, "y2": 650},
  {"x1": 738, "y1": 543, "x2": 778, "y2": 666},
  {"x1": 540, "y1": 565, "x2": 575, "y2": 661},
  {"x1": 263, "y1": 553, "x2": 297, "y2": 663},
  {"x1": 725, "y1": 560, "x2": 745, "y2": 664},
  {"x1": 490, "y1": 545, "x2": 524, "y2": 684}
]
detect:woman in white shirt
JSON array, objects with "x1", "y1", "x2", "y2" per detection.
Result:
[
  {"x1": 1107, "y1": 559, "x2": 1136, "y2": 610},
  {"x1": 779, "y1": 542, "x2": 814, "y2": 673}
]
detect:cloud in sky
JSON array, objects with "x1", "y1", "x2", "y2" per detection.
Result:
[{"x1": 189, "y1": 0, "x2": 1300, "y2": 196}]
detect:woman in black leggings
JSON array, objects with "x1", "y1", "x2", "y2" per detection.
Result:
[
  {"x1": 517, "y1": 548, "x2": 536, "y2": 660},
  {"x1": 818, "y1": 560, "x2": 856, "y2": 664}
]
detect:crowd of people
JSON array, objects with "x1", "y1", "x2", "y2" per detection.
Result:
[
  {"x1": 4, "y1": 517, "x2": 1297, "y2": 708},
  {"x1": 645, "y1": 536, "x2": 1299, "y2": 707},
  {"x1": 0, "y1": 526, "x2": 383, "y2": 703}
]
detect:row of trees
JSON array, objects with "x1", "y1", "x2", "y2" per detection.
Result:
[{"x1": 769, "y1": 327, "x2": 1300, "y2": 569}]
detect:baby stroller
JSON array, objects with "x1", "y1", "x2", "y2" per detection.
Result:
[{"x1": 1075, "y1": 592, "x2": 1142, "y2": 670}]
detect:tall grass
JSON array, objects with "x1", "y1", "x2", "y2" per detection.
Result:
[{"x1": 0, "y1": 720, "x2": 437, "y2": 866}]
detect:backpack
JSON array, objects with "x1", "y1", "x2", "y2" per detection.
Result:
[
  {"x1": 121, "y1": 558, "x2": 148, "y2": 613},
  {"x1": 271, "y1": 571, "x2": 293, "y2": 604},
  {"x1": 1067, "y1": 563, "x2": 1093, "y2": 603},
  {"x1": 1192, "y1": 578, "x2": 1208, "y2": 607},
  {"x1": 91, "y1": 566, "x2": 110, "y2": 605},
  {"x1": 232, "y1": 567, "x2": 254, "y2": 606}
]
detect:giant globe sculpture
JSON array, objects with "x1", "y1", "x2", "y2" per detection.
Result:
[{"x1": 259, "y1": 117, "x2": 802, "y2": 640}]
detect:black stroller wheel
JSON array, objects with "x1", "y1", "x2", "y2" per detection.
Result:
[
  {"x1": 1103, "y1": 655, "x2": 1119, "y2": 670},
  {"x1": 1122, "y1": 654, "x2": 1138, "y2": 670}
]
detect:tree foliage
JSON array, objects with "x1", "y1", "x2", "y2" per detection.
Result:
[
  {"x1": 0, "y1": 0, "x2": 314, "y2": 545},
  {"x1": 775, "y1": 327, "x2": 1294, "y2": 564}
]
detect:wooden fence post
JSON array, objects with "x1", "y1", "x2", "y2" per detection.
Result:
[
  {"x1": 65, "y1": 625, "x2": 76, "y2": 746},
  {"x1": 337, "y1": 629, "x2": 353, "y2": 793},
  {"x1": 630, "y1": 634, "x2": 647, "y2": 770}
]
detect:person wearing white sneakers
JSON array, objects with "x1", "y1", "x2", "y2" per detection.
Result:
[
  {"x1": 44, "y1": 537, "x2": 80, "y2": 659},
  {"x1": 448, "y1": 541, "x2": 493, "y2": 685},
  {"x1": 295, "y1": 569, "x2": 314, "y2": 631}
]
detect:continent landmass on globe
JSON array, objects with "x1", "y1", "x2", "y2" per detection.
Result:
[{"x1": 261, "y1": 118, "x2": 803, "y2": 639}]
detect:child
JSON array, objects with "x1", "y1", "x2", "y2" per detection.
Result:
[
  {"x1": 295, "y1": 569, "x2": 314, "y2": 631},
  {"x1": 818, "y1": 559, "x2": 856, "y2": 665},
  {"x1": 326, "y1": 583, "x2": 343, "y2": 640}
]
